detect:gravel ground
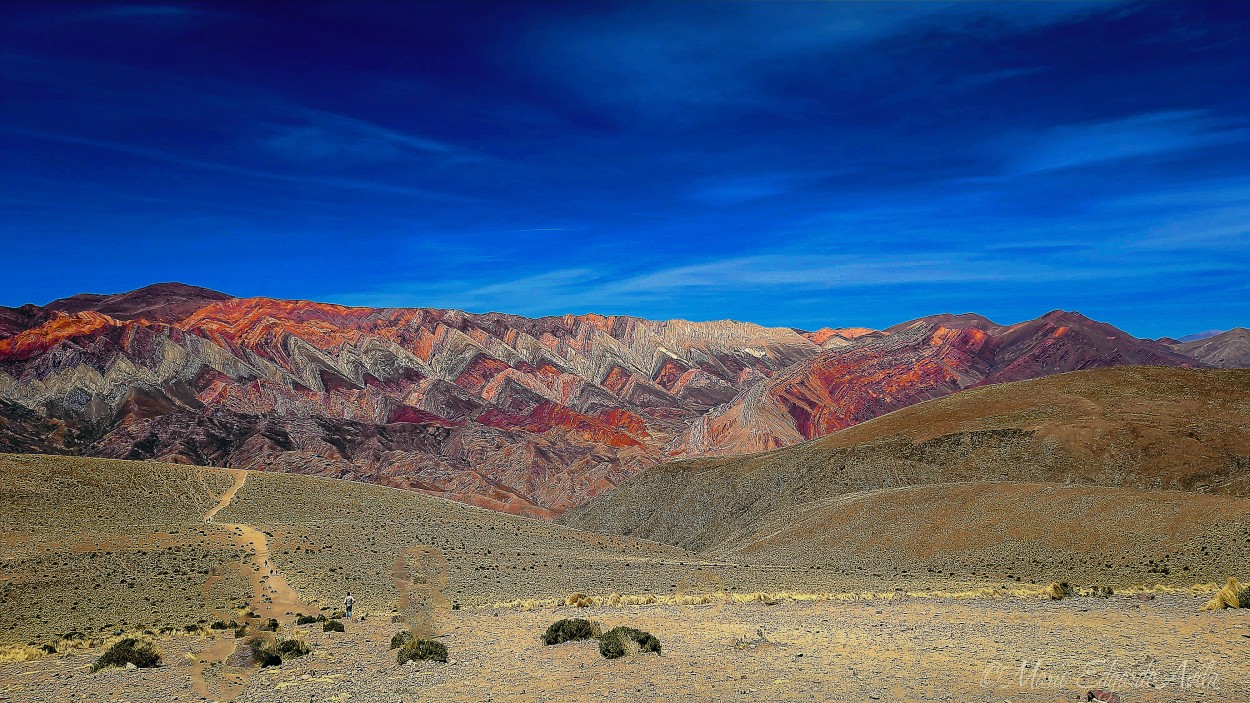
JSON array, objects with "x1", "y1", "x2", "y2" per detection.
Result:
[{"x1": 3, "y1": 593, "x2": 1247, "y2": 703}]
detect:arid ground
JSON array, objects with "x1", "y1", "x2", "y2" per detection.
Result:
[
  {"x1": 2, "y1": 450, "x2": 1248, "y2": 701},
  {"x1": 2, "y1": 594, "x2": 1246, "y2": 702}
]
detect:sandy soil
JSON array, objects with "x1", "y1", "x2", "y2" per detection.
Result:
[{"x1": 2, "y1": 594, "x2": 1246, "y2": 703}]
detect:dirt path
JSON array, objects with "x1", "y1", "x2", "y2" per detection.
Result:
[
  {"x1": 203, "y1": 470, "x2": 308, "y2": 620},
  {"x1": 193, "y1": 469, "x2": 312, "y2": 702}
]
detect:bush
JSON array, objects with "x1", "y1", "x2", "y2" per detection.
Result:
[
  {"x1": 322, "y1": 620, "x2": 345, "y2": 633},
  {"x1": 598, "y1": 627, "x2": 661, "y2": 659},
  {"x1": 248, "y1": 635, "x2": 282, "y2": 668},
  {"x1": 248, "y1": 630, "x2": 310, "y2": 667},
  {"x1": 259, "y1": 618, "x2": 279, "y2": 632},
  {"x1": 397, "y1": 638, "x2": 448, "y2": 664},
  {"x1": 390, "y1": 631, "x2": 415, "y2": 650},
  {"x1": 276, "y1": 631, "x2": 310, "y2": 659},
  {"x1": 1093, "y1": 585, "x2": 1114, "y2": 598},
  {"x1": 91, "y1": 638, "x2": 161, "y2": 672},
  {"x1": 542, "y1": 618, "x2": 595, "y2": 645},
  {"x1": 294, "y1": 614, "x2": 319, "y2": 625}
]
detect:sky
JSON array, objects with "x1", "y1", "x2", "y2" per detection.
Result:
[{"x1": 2, "y1": 1, "x2": 1248, "y2": 337}]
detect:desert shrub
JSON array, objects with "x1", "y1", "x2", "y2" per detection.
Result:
[
  {"x1": 294, "y1": 614, "x2": 319, "y2": 625},
  {"x1": 209, "y1": 620, "x2": 238, "y2": 630},
  {"x1": 1093, "y1": 585, "x2": 1114, "y2": 598},
  {"x1": 390, "y1": 631, "x2": 415, "y2": 650},
  {"x1": 91, "y1": 638, "x2": 162, "y2": 672},
  {"x1": 322, "y1": 620, "x2": 345, "y2": 633},
  {"x1": 276, "y1": 630, "x2": 311, "y2": 659},
  {"x1": 248, "y1": 634, "x2": 282, "y2": 668},
  {"x1": 542, "y1": 618, "x2": 596, "y2": 645},
  {"x1": 1047, "y1": 581, "x2": 1074, "y2": 600},
  {"x1": 397, "y1": 638, "x2": 448, "y2": 664},
  {"x1": 259, "y1": 618, "x2": 279, "y2": 632},
  {"x1": 598, "y1": 626, "x2": 661, "y2": 659},
  {"x1": 248, "y1": 629, "x2": 310, "y2": 667},
  {"x1": 1201, "y1": 577, "x2": 1249, "y2": 611}
]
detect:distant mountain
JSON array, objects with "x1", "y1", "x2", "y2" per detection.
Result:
[
  {"x1": 671, "y1": 310, "x2": 1203, "y2": 459},
  {"x1": 0, "y1": 284, "x2": 819, "y2": 517},
  {"x1": 1178, "y1": 329, "x2": 1226, "y2": 343},
  {"x1": 43, "y1": 282, "x2": 232, "y2": 322},
  {"x1": 1172, "y1": 328, "x2": 1250, "y2": 369},
  {"x1": 0, "y1": 284, "x2": 1227, "y2": 516}
]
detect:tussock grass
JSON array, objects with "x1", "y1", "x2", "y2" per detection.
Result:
[
  {"x1": 565, "y1": 592, "x2": 594, "y2": 608},
  {"x1": 0, "y1": 645, "x2": 46, "y2": 663},
  {"x1": 484, "y1": 582, "x2": 1227, "y2": 612},
  {"x1": 1048, "y1": 581, "x2": 1074, "y2": 600},
  {"x1": 1200, "y1": 577, "x2": 1249, "y2": 611}
]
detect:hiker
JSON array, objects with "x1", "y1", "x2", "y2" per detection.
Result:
[{"x1": 344, "y1": 591, "x2": 355, "y2": 620}]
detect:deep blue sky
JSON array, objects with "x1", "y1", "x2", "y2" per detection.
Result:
[{"x1": 2, "y1": 1, "x2": 1248, "y2": 337}]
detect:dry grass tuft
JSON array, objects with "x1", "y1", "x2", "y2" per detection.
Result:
[
  {"x1": 1200, "y1": 577, "x2": 1248, "y2": 611},
  {"x1": 565, "y1": 592, "x2": 594, "y2": 608},
  {"x1": 1047, "y1": 581, "x2": 1074, "y2": 600},
  {"x1": 0, "y1": 645, "x2": 46, "y2": 663}
]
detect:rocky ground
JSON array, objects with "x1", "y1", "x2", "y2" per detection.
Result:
[{"x1": 2, "y1": 593, "x2": 1246, "y2": 703}]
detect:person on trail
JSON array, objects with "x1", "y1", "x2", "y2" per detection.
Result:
[{"x1": 343, "y1": 591, "x2": 355, "y2": 620}]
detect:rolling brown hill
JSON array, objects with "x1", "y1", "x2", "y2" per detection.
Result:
[
  {"x1": 563, "y1": 366, "x2": 1250, "y2": 551},
  {"x1": 0, "y1": 284, "x2": 1227, "y2": 517}
]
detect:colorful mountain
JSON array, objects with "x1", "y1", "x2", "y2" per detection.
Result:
[
  {"x1": 0, "y1": 285, "x2": 1226, "y2": 516},
  {"x1": 672, "y1": 310, "x2": 1204, "y2": 458}
]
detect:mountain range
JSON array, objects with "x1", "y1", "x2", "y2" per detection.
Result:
[{"x1": 0, "y1": 283, "x2": 1244, "y2": 517}]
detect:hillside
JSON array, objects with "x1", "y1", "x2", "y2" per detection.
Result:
[
  {"x1": 6, "y1": 451, "x2": 1250, "y2": 652},
  {"x1": 564, "y1": 367, "x2": 1250, "y2": 551},
  {"x1": 0, "y1": 453, "x2": 700, "y2": 647},
  {"x1": 714, "y1": 481, "x2": 1250, "y2": 590},
  {"x1": 0, "y1": 285, "x2": 1230, "y2": 518}
]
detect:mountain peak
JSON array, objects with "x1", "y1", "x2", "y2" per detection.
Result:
[{"x1": 43, "y1": 282, "x2": 233, "y2": 322}]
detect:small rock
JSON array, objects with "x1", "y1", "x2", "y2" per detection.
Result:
[
  {"x1": 125, "y1": 662, "x2": 137, "y2": 670},
  {"x1": 1086, "y1": 689, "x2": 1121, "y2": 703}
]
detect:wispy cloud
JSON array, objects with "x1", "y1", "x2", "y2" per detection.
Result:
[
  {"x1": 528, "y1": 2, "x2": 1125, "y2": 119},
  {"x1": 259, "y1": 109, "x2": 478, "y2": 166},
  {"x1": 1012, "y1": 110, "x2": 1249, "y2": 174},
  {"x1": 0, "y1": 125, "x2": 475, "y2": 202}
]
